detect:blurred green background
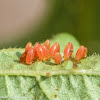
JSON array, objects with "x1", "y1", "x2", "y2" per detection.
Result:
[{"x1": 0, "y1": 0, "x2": 99, "y2": 55}]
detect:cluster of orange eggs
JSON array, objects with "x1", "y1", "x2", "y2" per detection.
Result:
[{"x1": 20, "y1": 40, "x2": 87, "y2": 64}]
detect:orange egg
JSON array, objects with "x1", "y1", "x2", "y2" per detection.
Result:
[
  {"x1": 49, "y1": 42, "x2": 60, "y2": 57},
  {"x1": 75, "y1": 45, "x2": 87, "y2": 63},
  {"x1": 25, "y1": 42, "x2": 32, "y2": 52},
  {"x1": 20, "y1": 52, "x2": 27, "y2": 63},
  {"x1": 43, "y1": 39, "x2": 50, "y2": 50},
  {"x1": 82, "y1": 47, "x2": 87, "y2": 58},
  {"x1": 34, "y1": 42, "x2": 41, "y2": 59},
  {"x1": 26, "y1": 48, "x2": 35, "y2": 64},
  {"x1": 54, "y1": 52, "x2": 61, "y2": 64},
  {"x1": 64, "y1": 42, "x2": 73, "y2": 60},
  {"x1": 37, "y1": 44, "x2": 44, "y2": 61},
  {"x1": 42, "y1": 45, "x2": 50, "y2": 61}
]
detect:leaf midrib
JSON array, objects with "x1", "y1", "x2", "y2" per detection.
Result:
[{"x1": 0, "y1": 69, "x2": 99, "y2": 76}]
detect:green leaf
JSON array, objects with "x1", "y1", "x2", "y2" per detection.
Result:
[{"x1": 0, "y1": 33, "x2": 100, "y2": 100}]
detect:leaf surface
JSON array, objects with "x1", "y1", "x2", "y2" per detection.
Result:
[{"x1": 0, "y1": 33, "x2": 100, "y2": 100}]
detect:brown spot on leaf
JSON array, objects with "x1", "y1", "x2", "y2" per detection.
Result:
[
  {"x1": 23, "y1": 94, "x2": 25, "y2": 96},
  {"x1": 2, "y1": 65, "x2": 6, "y2": 66},
  {"x1": 54, "y1": 95, "x2": 57, "y2": 98},
  {"x1": 54, "y1": 87, "x2": 58, "y2": 91},
  {"x1": 34, "y1": 96, "x2": 37, "y2": 100},
  {"x1": 28, "y1": 88, "x2": 31, "y2": 92},
  {"x1": 73, "y1": 62, "x2": 78, "y2": 69},
  {"x1": 46, "y1": 72, "x2": 50, "y2": 77}
]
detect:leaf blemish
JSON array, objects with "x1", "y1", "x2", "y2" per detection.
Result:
[
  {"x1": 54, "y1": 87, "x2": 58, "y2": 91},
  {"x1": 16, "y1": 52, "x2": 22, "y2": 58},
  {"x1": 46, "y1": 72, "x2": 50, "y2": 77},
  {"x1": 73, "y1": 63, "x2": 78, "y2": 69},
  {"x1": 54, "y1": 95, "x2": 57, "y2": 98}
]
